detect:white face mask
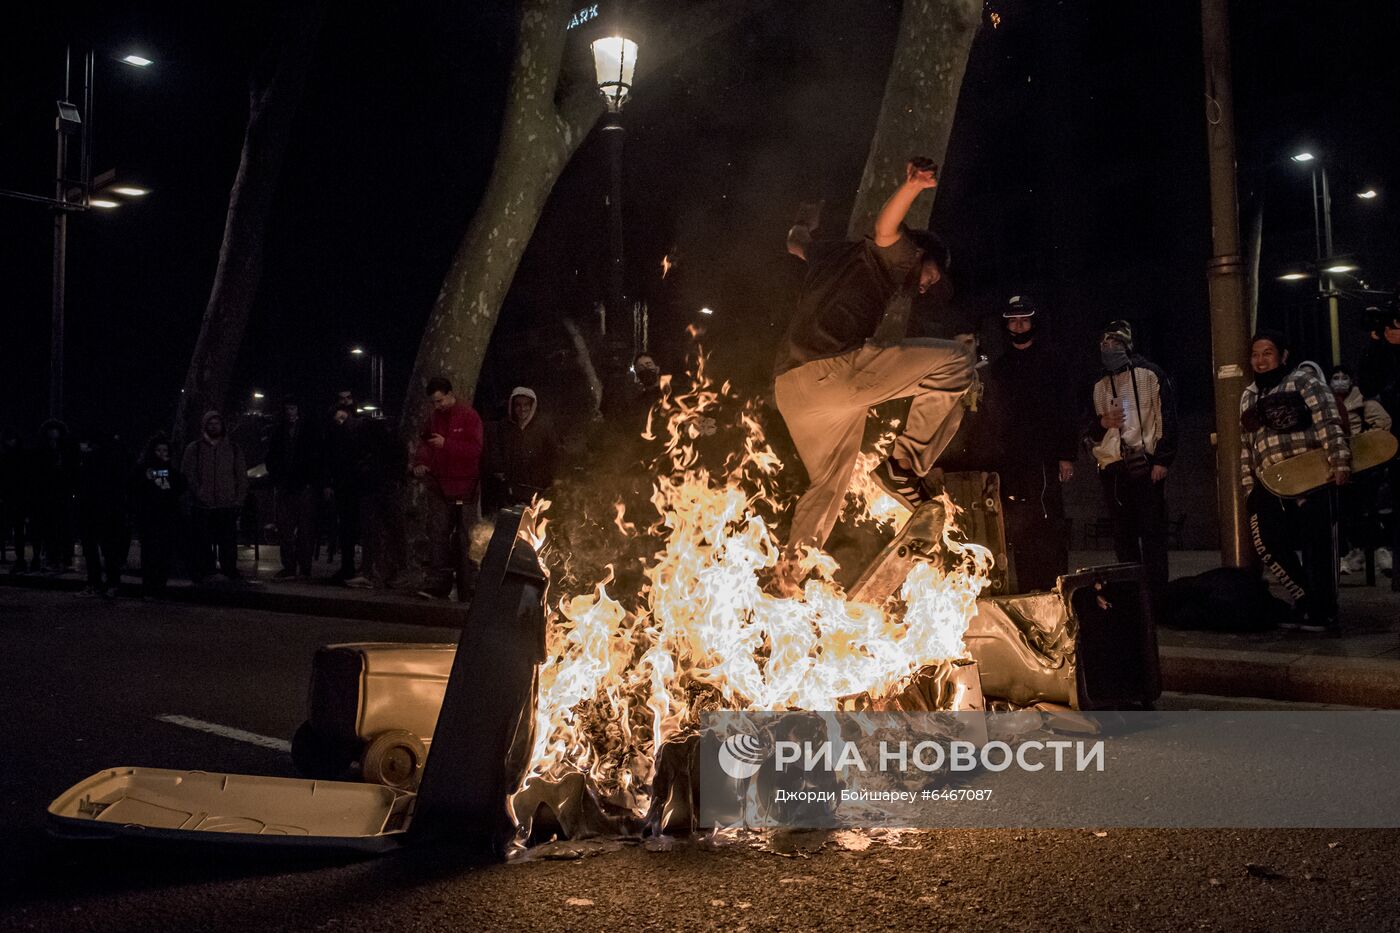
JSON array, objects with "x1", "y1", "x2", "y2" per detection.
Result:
[{"x1": 1331, "y1": 377, "x2": 1352, "y2": 393}]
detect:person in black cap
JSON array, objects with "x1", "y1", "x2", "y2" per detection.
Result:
[
  {"x1": 979, "y1": 295, "x2": 1079, "y2": 591},
  {"x1": 1085, "y1": 320, "x2": 1178, "y2": 604},
  {"x1": 774, "y1": 159, "x2": 976, "y2": 579}
]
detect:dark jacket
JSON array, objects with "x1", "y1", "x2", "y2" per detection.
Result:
[
  {"x1": 267, "y1": 417, "x2": 324, "y2": 491},
  {"x1": 32, "y1": 420, "x2": 79, "y2": 502},
  {"x1": 132, "y1": 438, "x2": 187, "y2": 533},
  {"x1": 353, "y1": 417, "x2": 403, "y2": 495},
  {"x1": 323, "y1": 417, "x2": 359, "y2": 492},
  {"x1": 77, "y1": 434, "x2": 131, "y2": 523},
  {"x1": 484, "y1": 415, "x2": 558, "y2": 508},
  {"x1": 1358, "y1": 339, "x2": 1400, "y2": 416},
  {"x1": 979, "y1": 341, "x2": 1079, "y2": 495}
]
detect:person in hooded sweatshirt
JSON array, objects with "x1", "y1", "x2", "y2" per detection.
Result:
[
  {"x1": 979, "y1": 295, "x2": 1080, "y2": 592},
  {"x1": 180, "y1": 410, "x2": 248, "y2": 582},
  {"x1": 1239, "y1": 330, "x2": 1349, "y2": 631},
  {"x1": 132, "y1": 433, "x2": 186, "y2": 597},
  {"x1": 1084, "y1": 320, "x2": 1178, "y2": 607},
  {"x1": 483, "y1": 387, "x2": 559, "y2": 513}
]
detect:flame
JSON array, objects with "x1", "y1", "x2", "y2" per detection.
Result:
[
  {"x1": 661, "y1": 254, "x2": 673, "y2": 279},
  {"x1": 517, "y1": 350, "x2": 991, "y2": 814}
]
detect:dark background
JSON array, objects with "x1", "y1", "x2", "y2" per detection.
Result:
[{"x1": 2, "y1": 0, "x2": 1396, "y2": 446}]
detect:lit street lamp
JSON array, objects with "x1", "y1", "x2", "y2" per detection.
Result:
[
  {"x1": 349, "y1": 345, "x2": 385, "y2": 416},
  {"x1": 1282, "y1": 150, "x2": 1383, "y2": 365},
  {"x1": 0, "y1": 46, "x2": 154, "y2": 419},
  {"x1": 591, "y1": 33, "x2": 638, "y2": 351},
  {"x1": 1289, "y1": 150, "x2": 1343, "y2": 365}
]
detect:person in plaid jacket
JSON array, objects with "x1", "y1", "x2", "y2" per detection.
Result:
[{"x1": 1239, "y1": 330, "x2": 1350, "y2": 631}]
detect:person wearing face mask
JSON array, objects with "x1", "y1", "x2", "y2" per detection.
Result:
[
  {"x1": 1085, "y1": 320, "x2": 1178, "y2": 607},
  {"x1": 774, "y1": 159, "x2": 975, "y2": 571},
  {"x1": 1239, "y1": 331, "x2": 1349, "y2": 631},
  {"x1": 1357, "y1": 303, "x2": 1400, "y2": 586},
  {"x1": 978, "y1": 295, "x2": 1079, "y2": 591},
  {"x1": 1327, "y1": 365, "x2": 1392, "y2": 576},
  {"x1": 1328, "y1": 365, "x2": 1391, "y2": 436}
]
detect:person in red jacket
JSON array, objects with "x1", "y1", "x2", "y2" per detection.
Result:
[{"x1": 412, "y1": 375, "x2": 484, "y2": 600}]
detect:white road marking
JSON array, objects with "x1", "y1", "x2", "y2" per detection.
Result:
[{"x1": 156, "y1": 714, "x2": 292, "y2": 753}]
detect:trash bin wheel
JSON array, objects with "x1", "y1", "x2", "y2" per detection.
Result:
[
  {"x1": 290, "y1": 721, "x2": 359, "y2": 780},
  {"x1": 361, "y1": 729, "x2": 427, "y2": 790}
]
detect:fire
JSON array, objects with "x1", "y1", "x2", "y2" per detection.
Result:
[{"x1": 517, "y1": 351, "x2": 991, "y2": 818}]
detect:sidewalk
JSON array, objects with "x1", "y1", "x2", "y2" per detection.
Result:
[
  {"x1": 5, "y1": 546, "x2": 1398, "y2": 706},
  {"x1": 1072, "y1": 549, "x2": 1400, "y2": 708},
  {"x1": 1, "y1": 544, "x2": 471, "y2": 628}
]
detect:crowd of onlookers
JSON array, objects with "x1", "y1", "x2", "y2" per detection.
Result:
[
  {"x1": 0, "y1": 358, "x2": 669, "y2": 600},
  {"x1": 0, "y1": 391, "x2": 400, "y2": 597},
  {"x1": 3, "y1": 296, "x2": 1394, "y2": 631},
  {"x1": 951, "y1": 298, "x2": 1400, "y2": 633}
]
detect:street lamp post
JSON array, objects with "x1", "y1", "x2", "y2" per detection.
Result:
[
  {"x1": 350, "y1": 346, "x2": 386, "y2": 415},
  {"x1": 0, "y1": 46, "x2": 152, "y2": 419},
  {"x1": 1199, "y1": 0, "x2": 1253, "y2": 569},
  {"x1": 591, "y1": 34, "x2": 638, "y2": 344},
  {"x1": 1288, "y1": 149, "x2": 1377, "y2": 364}
]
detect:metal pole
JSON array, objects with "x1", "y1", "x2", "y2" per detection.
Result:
[
  {"x1": 50, "y1": 47, "x2": 74, "y2": 420},
  {"x1": 81, "y1": 49, "x2": 94, "y2": 205},
  {"x1": 1321, "y1": 166, "x2": 1341, "y2": 366},
  {"x1": 1200, "y1": 0, "x2": 1252, "y2": 569},
  {"x1": 51, "y1": 210, "x2": 68, "y2": 421},
  {"x1": 603, "y1": 117, "x2": 626, "y2": 337},
  {"x1": 1310, "y1": 169, "x2": 1322, "y2": 263}
]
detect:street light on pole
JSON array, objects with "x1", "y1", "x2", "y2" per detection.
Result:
[
  {"x1": 349, "y1": 346, "x2": 385, "y2": 416},
  {"x1": 0, "y1": 46, "x2": 155, "y2": 419},
  {"x1": 590, "y1": 33, "x2": 638, "y2": 346},
  {"x1": 1286, "y1": 150, "x2": 1380, "y2": 366}
]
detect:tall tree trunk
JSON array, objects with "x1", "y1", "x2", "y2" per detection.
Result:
[
  {"x1": 390, "y1": 0, "x2": 768, "y2": 590},
  {"x1": 172, "y1": 2, "x2": 325, "y2": 448},
  {"x1": 401, "y1": 0, "x2": 763, "y2": 437},
  {"x1": 401, "y1": 0, "x2": 599, "y2": 443},
  {"x1": 846, "y1": 0, "x2": 983, "y2": 240}
]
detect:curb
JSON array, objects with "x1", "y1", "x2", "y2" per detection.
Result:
[
  {"x1": 0, "y1": 572, "x2": 469, "y2": 629},
  {"x1": 1160, "y1": 645, "x2": 1400, "y2": 709},
  {"x1": 8, "y1": 575, "x2": 1398, "y2": 707}
]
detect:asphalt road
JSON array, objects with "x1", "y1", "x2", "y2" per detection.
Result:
[{"x1": 3, "y1": 588, "x2": 1399, "y2": 933}]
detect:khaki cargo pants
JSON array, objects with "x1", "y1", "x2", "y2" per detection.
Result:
[{"x1": 775, "y1": 338, "x2": 975, "y2": 552}]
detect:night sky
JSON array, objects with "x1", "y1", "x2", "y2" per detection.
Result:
[{"x1": 3, "y1": 0, "x2": 1397, "y2": 445}]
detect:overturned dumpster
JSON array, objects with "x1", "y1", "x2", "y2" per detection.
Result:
[{"x1": 47, "y1": 508, "x2": 545, "y2": 860}]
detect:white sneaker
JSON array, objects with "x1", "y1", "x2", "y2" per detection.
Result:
[
  {"x1": 1340, "y1": 548, "x2": 1364, "y2": 575},
  {"x1": 1378, "y1": 548, "x2": 1394, "y2": 572}
]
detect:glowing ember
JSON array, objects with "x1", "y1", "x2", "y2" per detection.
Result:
[{"x1": 517, "y1": 352, "x2": 992, "y2": 817}]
